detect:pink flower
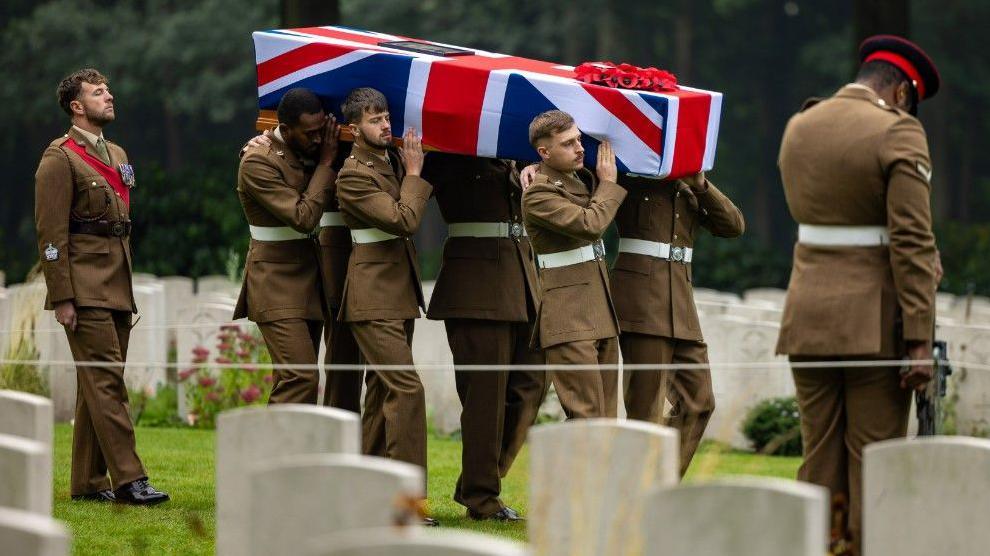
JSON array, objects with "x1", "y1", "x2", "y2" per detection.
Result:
[
  {"x1": 206, "y1": 391, "x2": 221, "y2": 402},
  {"x1": 240, "y1": 385, "x2": 261, "y2": 403},
  {"x1": 263, "y1": 374, "x2": 273, "y2": 384},
  {"x1": 220, "y1": 324, "x2": 241, "y2": 333},
  {"x1": 237, "y1": 349, "x2": 251, "y2": 359},
  {"x1": 192, "y1": 346, "x2": 209, "y2": 358},
  {"x1": 238, "y1": 332, "x2": 255, "y2": 343},
  {"x1": 178, "y1": 368, "x2": 196, "y2": 381},
  {"x1": 215, "y1": 356, "x2": 232, "y2": 365},
  {"x1": 216, "y1": 343, "x2": 232, "y2": 351},
  {"x1": 198, "y1": 376, "x2": 216, "y2": 388}
]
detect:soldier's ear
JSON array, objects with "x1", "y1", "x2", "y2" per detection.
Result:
[
  {"x1": 349, "y1": 122, "x2": 360, "y2": 137},
  {"x1": 69, "y1": 99, "x2": 85, "y2": 116},
  {"x1": 536, "y1": 144, "x2": 550, "y2": 161}
]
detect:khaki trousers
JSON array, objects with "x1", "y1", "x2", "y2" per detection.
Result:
[
  {"x1": 258, "y1": 319, "x2": 322, "y2": 405},
  {"x1": 544, "y1": 337, "x2": 619, "y2": 419},
  {"x1": 621, "y1": 333, "x2": 714, "y2": 476},
  {"x1": 445, "y1": 319, "x2": 548, "y2": 516},
  {"x1": 349, "y1": 319, "x2": 428, "y2": 475},
  {"x1": 65, "y1": 308, "x2": 145, "y2": 495},
  {"x1": 323, "y1": 313, "x2": 363, "y2": 413},
  {"x1": 790, "y1": 358, "x2": 912, "y2": 555}
]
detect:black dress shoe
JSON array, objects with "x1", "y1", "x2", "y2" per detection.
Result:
[
  {"x1": 71, "y1": 489, "x2": 115, "y2": 502},
  {"x1": 113, "y1": 479, "x2": 170, "y2": 506},
  {"x1": 422, "y1": 517, "x2": 441, "y2": 527},
  {"x1": 468, "y1": 506, "x2": 524, "y2": 521}
]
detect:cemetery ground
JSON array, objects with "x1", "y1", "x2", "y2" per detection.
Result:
[{"x1": 51, "y1": 424, "x2": 800, "y2": 555}]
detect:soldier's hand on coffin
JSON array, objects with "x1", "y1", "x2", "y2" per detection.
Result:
[
  {"x1": 684, "y1": 171, "x2": 709, "y2": 192},
  {"x1": 901, "y1": 341, "x2": 934, "y2": 391},
  {"x1": 319, "y1": 115, "x2": 341, "y2": 166},
  {"x1": 246, "y1": 131, "x2": 271, "y2": 150},
  {"x1": 934, "y1": 249, "x2": 944, "y2": 284},
  {"x1": 54, "y1": 300, "x2": 77, "y2": 332},
  {"x1": 596, "y1": 140, "x2": 617, "y2": 183},
  {"x1": 399, "y1": 127, "x2": 424, "y2": 177},
  {"x1": 520, "y1": 163, "x2": 539, "y2": 189}
]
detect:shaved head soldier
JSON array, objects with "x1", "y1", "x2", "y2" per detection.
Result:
[{"x1": 777, "y1": 35, "x2": 942, "y2": 552}]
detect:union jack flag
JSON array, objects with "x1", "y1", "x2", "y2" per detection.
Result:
[{"x1": 253, "y1": 26, "x2": 722, "y2": 179}]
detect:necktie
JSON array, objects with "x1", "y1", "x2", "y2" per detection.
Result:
[{"x1": 95, "y1": 138, "x2": 110, "y2": 165}]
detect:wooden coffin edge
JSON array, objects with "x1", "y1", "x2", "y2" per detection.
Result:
[{"x1": 258, "y1": 109, "x2": 436, "y2": 149}]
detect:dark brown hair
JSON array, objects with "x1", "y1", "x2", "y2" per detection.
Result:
[
  {"x1": 341, "y1": 87, "x2": 389, "y2": 124},
  {"x1": 57, "y1": 68, "x2": 108, "y2": 116},
  {"x1": 528, "y1": 110, "x2": 576, "y2": 147}
]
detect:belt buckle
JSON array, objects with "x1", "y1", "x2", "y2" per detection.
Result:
[
  {"x1": 592, "y1": 241, "x2": 605, "y2": 260},
  {"x1": 110, "y1": 222, "x2": 126, "y2": 237},
  {"x1": 510, "y1": 222, "x2": 523, "y2": 238},
  {"x1": 670, "y1": 246, "x2": 685, "y2": 263}
]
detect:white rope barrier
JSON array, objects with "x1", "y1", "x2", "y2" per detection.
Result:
[{"x1": 0, "y1": 358, "x2": 971, "y2": 372}]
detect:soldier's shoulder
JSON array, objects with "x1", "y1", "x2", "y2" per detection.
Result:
[
  {"x1": 528, "y1": 172, "x2": 554, "y2": 189},
  {"x1": 799, "y1": 97, "x2": 824, "y2": 112},
  {"x1": 47, "y1": 134, "x2": 71, "y2": 149},
  {"x1": 240, "y1": 143, "x2": 281, "y2": 167},
  {"x1": 105, "y1": 139, "x2": 127, "y2": 159}
]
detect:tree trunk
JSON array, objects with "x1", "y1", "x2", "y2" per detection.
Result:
[
  {"x1": 853, "y1": 0, "x2": 910, "y2": 64},
  {"x1": 674, "y1": 0, "x2": 693, "y2": 81},
  {"x1": 595, "y1": 0, "x2": 616, "y2": 60},
  {"x1": 281, "y1": 0, "x2": 340, "y2": 27}
]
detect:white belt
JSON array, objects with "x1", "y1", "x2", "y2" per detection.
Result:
[
  {"x1": 538, "y1": 240, "x2": 606, "y2": 269},
  {"x1": 249, "y1": 225, "x2": 308, "y2": 242},
  {"x1": 798, "y1": 224, "x2": 890, "y2": 246},
  {"x1": 320, "y1": 211, "x2": 345, "y2": 228},
  {"x1": 618, "y1": 237, "x2": 693, "y2": 263},
  {"x1": 447, "y1": 221, "x2": 527, "y2": 238},
  {"x1": 350, "y1": 228, "x2": 400, "y2": 244}
]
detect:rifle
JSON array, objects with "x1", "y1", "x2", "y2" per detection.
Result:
[{"x1": 915, "y1": 340, "x2": 953, "y2": 436}]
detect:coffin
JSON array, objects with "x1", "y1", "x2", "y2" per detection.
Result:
[{"x1": 253, "y1": 26, "x2": 722, "y2": 178}]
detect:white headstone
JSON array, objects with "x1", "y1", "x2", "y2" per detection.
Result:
[
  {"x1": 528, "y1": 419, "x2": 679, "y2": 556},
  {"x1": 933, "y1": 322, "x2": 990, "y2": 436},
  {"x1": 0, "y1": 286, "x2": 10, "y2": 356},
  {"x1": 309, "y1": 528, "x2": 530, "y2": 556},
  {"x1": 643, "y1": 477, "x2": 828, "y2": 556},
  {"x1": 864, "y1": 437, "x2": 990, "y2": 556},
  {"x1": 128, "y1": 282, "x2": 168, "y2": 393},
  {"x1": 174, "y1": 296, "x2": 237, "y2": 420},
  {"x1": 196, "y1": 275, "x2": 240, "y2": 297},
  {"x1": 701, "y1": 315, "x2": 794, "y2": 449},
  {"x1": 0, "y1": 434, "x2": 51, "y2": 515},
  {"x1": 0, "y1": 390, "x2": 52, "y2": 446},
  {"x1": 249, "y1": 454, "x2": 423, "y2": 556},
  {"x1": 216, "y1": 405, "x2": 361, "y2": 556},
  {"x1": 743, "y1": 288, "x2": 788, "y2": 307},
  {"x1": 0, "y1": 507, "x2": 69, "y2": 556},
  {"x1": 414, "y1": 282, "x2": 460, "y2": 434}
]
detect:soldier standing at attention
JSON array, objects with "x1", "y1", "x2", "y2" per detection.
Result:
[
  {"x1": 35, "y1": 68, "x2": 168, "y2": 504},
  {"x1": 612, "y1": 172, "x2": 744, "y2": 476},
  {"x1": 777, "y1": 35, "x2": 941, "y2": 551},
  {"x1": 522, "y1": 110, "x2": 627, "y2": 419},
  {"x1": 423, "y1": 153, "x2": 547, "y2": 521},
  {"x1": 335, "y1": 88, "x2": 436, "y2": 525},
  {"x1": 234, "y1": 88, "x2": 339, "y2": 405}
]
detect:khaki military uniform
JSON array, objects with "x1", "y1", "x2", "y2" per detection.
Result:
[
  {"x1": 35, "y1": 126, "x2": 146, "y2": 495},
  {"x1": 612, "y1": 176, "x2": 744, "y2": 475},
  {"x1": 777, "y1": 84, "x2": 938, "y2": 547},
  {"x1": 423, "y1": 153, "x2": 547, "y2": 517},
  {"x1": 522, "y1": 163, "x2": 626, "y2": 419},
  {"x1": 336, "y1": 143, "x2": 432, "y2": 473},
  {"x1": 234, "y1": 129, "x2": 333, "y2": 404}
]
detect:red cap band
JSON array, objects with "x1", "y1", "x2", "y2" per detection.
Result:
[{"x1": 865, "y1": 51, "x2": 926, "y2": 100}]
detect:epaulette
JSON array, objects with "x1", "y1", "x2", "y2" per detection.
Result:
[
  {"x1": 49, "y1": 134, "x2": 70, "y2": 148},
  {"x1": 531, "y1": 173, "x2": 551, "y2": 187},
  {"x1": 800, "y1": 97, "x2": 823, "y2": 112}
]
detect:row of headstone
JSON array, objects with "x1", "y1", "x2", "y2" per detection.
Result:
[{"x1": 0, "y1": 390, "x2": 70, "y2": 556}]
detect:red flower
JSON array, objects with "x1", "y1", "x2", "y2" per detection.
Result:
[
  {"x1": 574, "y1": 61, "x2": 677, "y2": 92},
  {"x1": 192, "y1": 346, "x2": 210, "y2": 358},
  {"x1": 217, "y1": 342, "x2": 233, "y2": 351},
  {"x1": 263, "y1": 374, "x2": 273, "y2": 384},
  {"x1": 237, "y1": 350, "x2": 251, "y2": 359},
  {"x1": 220, "y1": 324, "x2": 241, "y2": 333},
  {"x1": 198, "y1": 376, "x2": 217, "y2": 388},
  {"x1": 178, "y1": 368, "x2": 196, "y2": 381},
  {"x1": 215, "y1": 356, "x2": 232, "y2": 365},
  {"x1": 240, "y1": 385, "x2": 262, "y2": 403},
  {"x1": 206, "y1": 391, "x2": 221, "y2": 402},
  {"x1": 238, "y1": 332, "x2": 254, "y2": 343}
]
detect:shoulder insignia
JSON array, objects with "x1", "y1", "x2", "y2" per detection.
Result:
[
  {"x1": 44, "y1": 243, "x2": 59, "y2": 262},
  {"x1": 800, "y1": 97, "x2": 823, "y2": 112},
  {"x1": 917, "y1": 162, "x2": 933, "y2": 183}
]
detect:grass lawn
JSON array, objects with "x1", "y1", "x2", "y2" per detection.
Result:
[{"x1": 53, "y1": 425, "x2": 801, "y2": 555}]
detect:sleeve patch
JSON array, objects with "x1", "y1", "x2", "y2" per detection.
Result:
[
  {"x1": 917, "y1": 162, "x2": 933, "y2": 183},
  {"x1": 44, "y1": 243, "x2": 59, "y2": 261}
]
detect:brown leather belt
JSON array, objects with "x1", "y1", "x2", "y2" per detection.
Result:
[{"x1": 69, "y1": 220, "x2": 132, "y2": 237}]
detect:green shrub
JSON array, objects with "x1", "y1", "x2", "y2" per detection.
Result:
[
  {"x1": 0, "y1": 338, "x2": 49, "y2": 397},
  {"x1": 741, "y1": 396, "x2": 803, "y2": 456},
  {"x1": 130, "y1": 385, "x2": 184, "y2": 428}
]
